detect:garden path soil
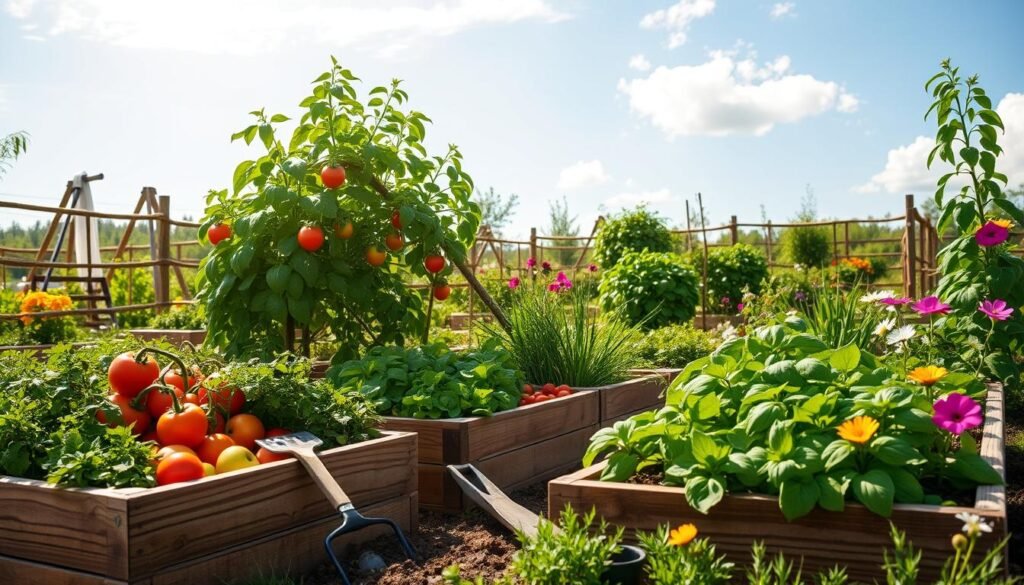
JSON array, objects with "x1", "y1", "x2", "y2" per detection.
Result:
[
  {"x1": 305, "y1": 483, "x2": 548, "y2": 584},
  {"x1": 1004, "y1": 422, "x2": 1024, "y2": 575}
]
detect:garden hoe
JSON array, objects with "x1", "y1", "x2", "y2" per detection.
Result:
[{"x1": 256, "y1": 432, "x2": 416, "y2": 585}]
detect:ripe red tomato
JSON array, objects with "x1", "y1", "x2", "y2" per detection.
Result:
[
  {"x1": 391, "y1": 209, "x2": 402, "y2": 230},
  {"x1": 424, "y1": 254, "x2": 446, "y2": 273},
  {"x1": 196, "y1": 433, "x2": 236, "y2": 466},
  {"x1": 366, "y1": 246, "x2": 387, "y2": 267},
  {"x1": 297, "y1": 226, "x2": 325, "y2": 252},
  {"x1": 156, "y1": 403, "x2": 209, "y2": 448},
  {"x1": 432, "y1": 285, "x2": 451, "y2": 301},
  {"x1": 108, "y1": 352, "x2": 160, "y2": 398},
  {"x1": 209, "y1": 411, "x2": 226, "y2": 434},
  {"x1": 256, "y1": 447, "x2": 291, "y2": 464},
  {"x1": 161, "y1": 365, "x2": 201, "y2": 393},
  {"x1": 334, "y1": 221, "x2": 354, "y2": 239},
  {"x1": 535, "y1": 394, "x2": 552, "y2": 403},
  {"x1": 198, "y1": 382, "x2": 246, "y2": 415},
  {"x1": 145, "y1": 386, "x2": 184, "y2": 418},
  {"x1": 518, "y1": 398, "x2": 529, "y2": 407},
  {"x1": 225, "y1": 414, "x2": 265, "y2": 450},
  {"x1": 556, "y1": 384, "x2": 572, "y2": 394},
  {"x1": 207, "y1": 223, "x2": 232, "y2": 245},
  {"x1": 542, "y1": 383, "x2": 556, "y2": 395},
  {"x1": 556, "y1": 390, "x2": 572, "y2": 398},
  {"x1": 321, "y1": 165, "x2": 346, "y2": 189},
  {"x1": 522, "y1": 384, "x2": 534, "y2": 395},
  {"x1": 97, "y1": 394, "x2": 151, "y2": 435},
  {"x1": 156, "y1": 452, "x2": 205, "y2": 486},
  {"x1": 385, "y1": 232, "x2": 404, "y2": 252}
]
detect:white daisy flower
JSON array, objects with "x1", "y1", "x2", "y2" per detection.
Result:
[
  {"x1": 956, "y1": 512, "x2": 993, "y2": 538},
  {"x1": 860, "y1": 290, "x2": 895, "y2": 303},
  {"x1": 873, "y1": 317, "x2": 896, "y2": 337},
  {"x1": 886, "y1": 324, "x2": 916, "y2": 346}
]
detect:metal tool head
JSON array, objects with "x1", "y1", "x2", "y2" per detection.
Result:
[
  {"x1": 326, "y1": 507, "x2": 417, "y2": 585},
  {"x1": 255, "y1": 431, "x2": 322, "y2": 453}
]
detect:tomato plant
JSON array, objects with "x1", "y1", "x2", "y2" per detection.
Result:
[
  {"x1": 207, "y1": 223, "x2": 232, "y2": 245},
  {"x1": 197, "y1": 58, "x2": 480, "y2": 360},
  {"x1": 108, "y1": 352, "x2": 160, "y2": 398}
]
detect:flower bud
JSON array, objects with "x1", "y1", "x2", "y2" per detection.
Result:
[{"x1": 951, "y1": 533, "x2": 969, "y2": 551}]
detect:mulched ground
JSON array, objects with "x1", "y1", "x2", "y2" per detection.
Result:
[
  {"x1": 1005, "y1": 422, "x2": 1024, "y2": 575},
  {"x1": 305, "y1": 484, "x2": 547, "y2": 585}
]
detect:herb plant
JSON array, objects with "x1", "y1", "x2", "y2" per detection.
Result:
[
  {"x1": 584, "y1": 320, "x2": 1001, "y2": 520},
  {"x1": 599, "y1": 250, "x2": 699, "y2": 330},
  {"x1": 701, "y1": 244, "x2": 768, "y2": 313},
  {"x1": 781, "y1": 225, "x2": 831, "y2": 268},
  {"x1": 327, "y1": 339, "x2": 522, "y2": 418},
  {"x1": 593, "y1": 206, "x2": 674, "y2": 268},
  {"x1": 148, "y1": 303, "x2": 207, "y2": 330},
  {"x1": 635, "y1": 324, "x2": 718, "y2": 369}
]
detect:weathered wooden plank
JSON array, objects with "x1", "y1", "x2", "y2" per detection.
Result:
[
  {"x1": 465, "y1": 391, "x2": 599, "y2": 461},
  {"x1": 126, "y1": 431, "x2": 416, "y2": 578},
  {"x1": 583, "y1": 376, "x2": 665, "y2": 424},
  {"x1": 0, "y1": 554, "x2": 135, "y2": 585},
  {"x1": 976, "y1": 382, "x2": 1005, "y2": 511},
  {"x1": 476, "y1": 424, "x2": 597, "y2": 495},
  {"x1": 379, "y1": 417, "x2": 462, "y2": 464}
]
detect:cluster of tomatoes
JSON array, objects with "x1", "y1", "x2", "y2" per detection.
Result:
[
  {"x1": 99, "y1": 350, "x2": 291, "y2": 487},
  {"x1": 206, "y1": 165, "x2": 452, "y2": 302},
  {"x1": 519, "y1": 383, "x2": 574, "y2": 406}
]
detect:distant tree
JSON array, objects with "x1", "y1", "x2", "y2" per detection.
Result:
[
  {"x1": 546, "y1": 196, "x2": 579, "y2": 266},
  {"x1": 796, "y1": 184, "x2": 817, "y2": 222},
  {"x1": 0, "y1": 131, "x2": 29, "y2": 179},
  {"x1": 475, "y1": 187, "x2": 519, "y2": 236}
]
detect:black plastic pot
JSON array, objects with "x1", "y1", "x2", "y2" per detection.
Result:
[{"x1": 601, "y1": 544, "x2": 646, "y2": 584}]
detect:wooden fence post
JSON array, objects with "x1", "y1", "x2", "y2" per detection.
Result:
[
  {"x1": 529, "y1": 228, "x2": 538, "y2": 282},
  {"x1": 156, "y1": 194, "x2": 171, "y2": 312},
  {"x1": 765, "y1": 221, "x2": 773, "y2": 266},
  {"x1": 844, "y1": 222, "x2": 850, "y2": 258},
  {"x1": 729, "y1": 215, "x2": 738, "y2": 245},
  {"x1": 904, "y1": 194, "x2": 917, "y2": 299}
]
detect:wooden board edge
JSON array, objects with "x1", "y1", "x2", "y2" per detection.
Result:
[
  {"x1": 974, "y1": 382, "x2": 1006, "y2": 514},
  {"x1": 0, "y1": 553, "x2": 136, "y2": 585}
]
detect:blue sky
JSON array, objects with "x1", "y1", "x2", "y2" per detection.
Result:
[{"x1": 1, "y1": 0, "x2": 1022, "y2": 239}]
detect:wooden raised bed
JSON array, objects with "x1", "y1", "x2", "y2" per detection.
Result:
[
  {"x1": 128, "y1": 329, "x2": 207, "y2": 346},
  {"x1": 580, "y1": 375, "x2": 670, "y2": 426},
  {"x1": 0, "y1": 431, "x2": 418, "y2": 585},
  {"x1": 381, "y1": 390, "x2": 599, "y2": 512},
  {"x1": 549, "y1": 384, "x2": 1006, "y2": 582},
  {"x1": 692, "y1": 314, "x2": 742, "y2": 330}
]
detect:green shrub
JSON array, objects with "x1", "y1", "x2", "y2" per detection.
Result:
[
  {"x1": 635, "y1": 324, "x2": 718, "y2": 369},
  {"x1": 599, "y1": 251, "x2": 699, "y2": 330},
  {"x1": 109, "y1": 267, "x2": 155, "y2": 327},
  {"x1": 510, "y1": 507, "x2": 623, "y2": 585},
  {"x1": 593, "y1": 207, "x2": 673, "y2": 268},
  {"x1": 740, "y1": 272, "x2": 815, "y2": 328},
  {"x1": 148, "y1": 303, "x2": 206, "y2": 330},
  {"x1": 780, "y1": 225, "x2": 831, "y2": 268},
  {"x1": 482, "y1": 280, "x2": 642, "y2": 387},
  {"x1": 703, "y1": 244, "x2": 768, "y2": 313}
]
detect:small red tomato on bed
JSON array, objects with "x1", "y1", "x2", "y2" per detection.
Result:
[
  {"x1": 432, "y1": 285, "x2": 451, "y2": 301},
  {"x1": 522, "y1": 384, "x2": 534, "y2": 395},
  {"x1": 321, "y1": 165, "x2": 346, "y2": 189}
]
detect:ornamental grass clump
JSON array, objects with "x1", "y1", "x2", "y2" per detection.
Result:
[{"x1": 481, "y1": 279, "x2": 642, "y2": 387}]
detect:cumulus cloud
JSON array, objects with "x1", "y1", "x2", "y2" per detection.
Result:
[
  {"x1": 617, "y1": 50, "x2": 858, "y2": 138},
  {"x1": 770, "y1": 2, "x2": 796, "y2": 19},
  {"x1": 856, "y1": 93, "x2": 1024, "y2": 194},
  {"x1": 4, "y1": 0, "x2": 569, "y2": 55},
  {"x1": 629, "y1": 54, "x2": 652, "y2": 72},
  {"x1": 640, "y1": 0, "x2": 715, "y2": 49},
  {"x1": 557, "y1": 160, "x2": 610, "y2": 190},
  {"x1": 605, "y1": 188, "x2": 674, "y2": 208}
]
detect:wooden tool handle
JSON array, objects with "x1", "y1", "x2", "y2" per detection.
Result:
[{"x1": 292, "y1": 448, "x2": 351, "y2": 510}]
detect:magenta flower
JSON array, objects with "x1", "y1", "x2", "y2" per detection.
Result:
[
  {"x1": 979, "y1": 299, "x2": 1014, "y2": 321},
  {"x1": 526, "y1": 257, "x2": 537, "y2": 268},
  {"x1": 880, "y1": 296, "x2": 912, "y2": 306},
  {"x1": 541, "y1": 260, "x2": 552, "y2": 272},
  {"x1": 975, "y1": 221, "x2": 1009, "y2": 247},
  {"x1": 736, "y1": 303, "x2": 745, "y2": 312},
  {"x1": 588, "y1": 263, "x2": 598, "y2": 272},
  {"x1": 911, "y1": 296, "x2": 951, "y2": 316},
  {"x1": 932, "y1": 393, "x2": 983, "y2": 435},
  {"x1": 720, "y1": 296, "x2": 731, "y2": 306},
  {"x1": 508, "y1": 277, "x2": 521, "y2": 289},
  {"x1": 547, "y1": 283, "x2": 560, "y2": 292}
]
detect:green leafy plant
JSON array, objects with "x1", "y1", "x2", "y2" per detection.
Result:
[
  {"x1": 781, "y1": 225, "x2": 831, "y2": 268},
  {"x1": 510, "y1": 507, "x2": 623, "y2": 585},
  {"x1": 926, "y1": 59, "x2": 1024, "y2": 383},
  {"x1": 701, "y1": 244, "x2": 768, "y2": 313},
  {"x1": 584, "y1": 321, "x2": 1001, "y2": 520},
  {"x1": 801, "y1": 284, "x2": 887, "y2": 351},
  {"x1": 599, "y1": 250, "x2": 699, "y2": 330},
  {"x1": 482, "y1": 280, "x2": 641, "y2": 387},
  {"x1": 635, "y1": 324, "x2": 718, "y2": 369},
  {"x1": 639, "y1": 525, "x2": 734, "y2": 584},
  {"x1": 148, "y1": 303, "x2": 207, "y2": 330},
  {"x1": 109, "y1": 267, "x2": 156, "y2": 327},
  {"x1": 593, "y1": 206, "x2": 674, "y2": 268},
  {"x1": 197, "y1": 58, "x2": 479, "y2": 361},
  {"x1": 327, "y1": 339, "x2": 522, "y2": 418}
]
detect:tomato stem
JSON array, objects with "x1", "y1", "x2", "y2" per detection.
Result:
[{"x1": 137, "y1": 346, "x2": 194, "y2": 414}]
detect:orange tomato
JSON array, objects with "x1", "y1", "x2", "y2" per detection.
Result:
[
  {"x1": 196, "y1": 433, "x2": 236, "y2": 466},
  {"x1": 334, "y1": 221, "x2": 354, "y2": 239},
  {"x1": 256, "y1": 447, "x2": 291, "y2": 464},
  {"x1": 366, "y1": 246, "x2": 387, "y2": 267},
  {"x1": 385, "y1": 232, "x2": 404, "y2": 251},
  {"x1": 297, "y1": 226, "x2": 325, "y2": 252},
  {"x1": 154, "y1": 444, "x2": 196, "y2": 462},
  {"x1": 225, "y1": 414, "x2": 265, "y2": 450},
  {"x1": 156, "y1": 403, "x2": 208, "y2": 448},
  {"x1": 156, "y1": 452, "x2": 205, "y2": 486}
]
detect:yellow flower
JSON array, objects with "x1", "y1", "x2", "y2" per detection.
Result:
[
  {"x1": 991, "y1": 218, "x2": 1014, "y2": 230},
  {"x1": 18, "y1": 291, "x2": 74, "y2": 324},
  {"x1": 908, "y1": 365, "x2": 947, "y2": 386},
  {"x1": 837, "y1": 416, "x2": 879, "y2": 445},
  {"x1": 668, "y1": 523, "x2": 698, "y2": 547}
]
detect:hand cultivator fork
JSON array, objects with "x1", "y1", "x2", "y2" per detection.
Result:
[{"x1": 256, "y1": 432, "x2": 416, "y2": 585}]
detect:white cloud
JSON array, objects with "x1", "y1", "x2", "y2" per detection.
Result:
[
  {"x1": 4, "y1": 0, "x2": 569, "y2": 55},
  {"x1": 856, "y1": 93, "x2": 1024, "y2": 194},
  {"x1": 629, "y1": 54, "x2": 652, "y2": 72},
  {"x1": 557, "y1": 160, "x2": 610, "y2": 190},
  {"x1": 770, "y1": 2, "x2": 796, "y2": 19},
  {"x1": 605, "y1": 188, "x2": 675, "y2": 208},
  {"x1": 640, "y1": 0, "x2": 715, "y2": 49},
  {"x1": 617, "y1": 50, "x2": 857, "y2": 138}
]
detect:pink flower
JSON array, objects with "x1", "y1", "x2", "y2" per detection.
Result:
[
  {"x1": 979, "y1": 299, "x2": 1013, "y2": 321},
  {"x1": 541, "y1": 260, "x2": 552, "y2": 272},
  {"x1": 508, "y1": 277, "x2": 521, "y2": 289},
  {"x1": 975, "y1": 221, "x2": 1009, "y2": 247},
  {"x1": 932, "y1": 393, "x2": 983, "y2": 435},
  {"x1": 880, "y1": 297, "x2": 912, "y2": 306},
  {"x1": 547, "y1": 283, "x2": 560, "y2": 292},
  {"x1": 911, "y1": 296, "x2": 951, "y2": 316},
  {"x1": 588, "y1": 263, "x2": 598, "y2": 272},
  {"x1": 720, "y1": 296, "x2": 731, "y2": 306},
  {"x1": 526, "y1": 257, "x2": 537, "y2": 268},
  {"x1": 736, "y1": 303, "x2": 744, "y2": 312}
]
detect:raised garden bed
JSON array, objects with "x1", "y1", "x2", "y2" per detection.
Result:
[
  {"x1": 128, "y1": 329, "x2": 207, "y2": 346},
  {"x1": 692, "y1": 313, "x2": 742, "y2": 330},
  {"x1": 381, "y1": 391, "x2": 599, "y2": 513},
  {"x1": 448, "y1": 312, "x2": 494, "y2": 330},
  {"x1": 581, "y1": 374, "x2": 670, "y2": 426},
  {"x1": 0, "y1": 431, "x2": 418, "y2": 585},
  {"x1": 548, "y1": 384, "x2": 1007, "y2": 582}
]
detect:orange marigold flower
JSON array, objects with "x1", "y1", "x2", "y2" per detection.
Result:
[
  {"x1": 837, "y1": 416, "x2": 879, "y2": 445},
  {"x1": 908, "y1": 365, "x2": 947, "y2": 387},
  {"x1": 991, "y1": 218, "x2": 1014, "y2": 230},
  {"x1": 668, "y1": 523, "x2": 698, "y2": 546}
]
